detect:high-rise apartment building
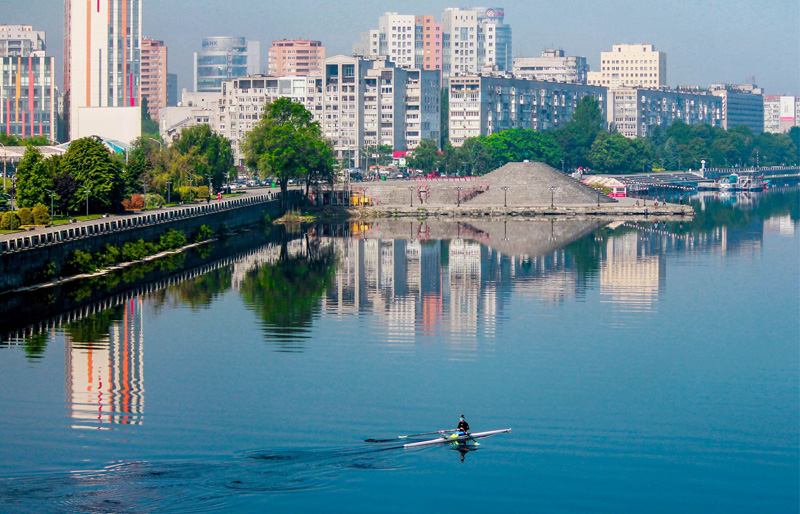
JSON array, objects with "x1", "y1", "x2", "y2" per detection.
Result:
[
  {"x1": 0, "y1": 25, "x2": 46, "y2": 57},
  {"x1": 442, "y1": 7, "x2": 511, "y2": 78},
  {"x1": 194, "y1": 37, "x2": 261, "y2": 93},
  {"x1": 587, "y1": 44, "x2": 666, "y2": 88},
  {"x1": 0, "y1": 55, "x2": 57, "y2": 141},
  {"x1": 607, "y1": 87, "x2": 721, "y2": 139},
  {"x1": 763, "y1": 95, "x2": 800, "y2": 134},
  {"x1": 64, "y1": 0, "x2": 142, "y2": 141},
  {"x1": 448, "y1": 76, "x2": 606, "y2": 146},
  {"x1": 205, "y1": 56, "x2": 440, "y2": 166},
  {"x1": 709, "y1": 83, "x2": 764, "y2": 134},
  {"x1": 140, "y1": 37, "x2": 167, "y2": 121},
  {"x1": 355, "y1": 8, "x2": 510, "y2": 80},
  {"x1": 268, "y1": 38, "x2": 325, "y2": 76},
  {"x1": 415, "y1": 15, "x2": 442, "y2": 72},
  {"x1": 513, "y1": 49, "x2": 588, "y2": 83}
]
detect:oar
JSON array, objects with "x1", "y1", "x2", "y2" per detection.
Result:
[
  {"x1": 365, "y1": 429, "x2": 458, "y2": 443},
  {"x1": 399, "y1": 429, "x2": 458, "y2": 439}
]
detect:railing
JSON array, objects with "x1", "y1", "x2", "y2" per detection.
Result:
[{"x1": 0, "y1": 191, "x2": 296, "y2": 254}]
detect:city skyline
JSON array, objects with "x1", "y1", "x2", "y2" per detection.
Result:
[{"x1": 1, "y1": 0, "x2": 798, "y2": 97}]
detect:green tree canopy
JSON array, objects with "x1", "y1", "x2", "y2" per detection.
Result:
[
  {"x1": 15, "y1": 146, "x2": 54, "y2": 208},
  {"x1": 407, "y1": 139, "x2": 440, "y2": 174},
  {"x1": 243, "y1": 98, "x2": 330, "y2": 207},
  {"x1": 61, "y1": 137, "x2": 124, "y2": 213}
]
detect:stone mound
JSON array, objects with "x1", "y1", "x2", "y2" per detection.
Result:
[{"x1": 469, "y1": 162, "x2": 616, "y2": 206}]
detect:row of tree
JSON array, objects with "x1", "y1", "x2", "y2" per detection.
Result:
[
  {"x1": 409, "y1": 97, "x2": 799, "y2": 175},
  {"x1": 5, "y1": 125, "x2": 236, "y2": 216}
]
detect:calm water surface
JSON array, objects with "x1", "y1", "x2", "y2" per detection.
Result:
[{"x1": 0, "y1": 189, "x2": 798, "y2": 513}]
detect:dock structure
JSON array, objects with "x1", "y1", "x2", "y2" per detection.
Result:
[{"x1": 350, "y1": 161, "x2": 693, "y2": 218}]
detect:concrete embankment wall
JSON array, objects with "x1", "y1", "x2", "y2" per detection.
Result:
[{"x1": 0, "y1": 193, "x2": 294, "y2": 293}]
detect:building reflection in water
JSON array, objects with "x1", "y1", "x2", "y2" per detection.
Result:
[
  {"x1": 600, "y1": 231, "x2": 664, "y2": 314},
  {"x1": 65, "y1": 297, "x2": 145, "y2": 429}
]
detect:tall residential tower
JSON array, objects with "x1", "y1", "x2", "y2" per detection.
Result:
[{"x1": 64, "y1": 0, "x2": 142, "y2": 141}]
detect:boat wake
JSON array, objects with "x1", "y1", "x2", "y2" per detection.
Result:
[{"x1": 0, "y1": 445, "x2": 407, "y2": 513}]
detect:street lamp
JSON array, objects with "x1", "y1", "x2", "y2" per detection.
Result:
[
  {"x1": 561, "y1": 159, "x2": 565, "y2": 174},
  {"x1": 167, "y1": 180, "x2": 172, "y2": 205},
  {"x1": 148, "y1": 137, "x2": 162, "y2": 152},
  {"x1": 45, "y1": 188, "x2": 56, "y2": 221},
  {"x1": 81, "y1": 184, "x2": 91, "y2": 218},
  {"x1": 408, "y1": 186, "x2": 414, "y2": 207},
  {"x1": 502, "y1": 186, "x2": 509, "y2": 207},
  {"x1": 549, "y1": 186, "x2": 558, "y2": 208},
  {"x1": 0, "y1": 142, "x2": 6, "y2": 191},
  {"x1": 141, "y1": 176, "x2": 148, "y2": 210},
  {"x1": 456, "y1": 186, "x2": 463, "y2": 207}
]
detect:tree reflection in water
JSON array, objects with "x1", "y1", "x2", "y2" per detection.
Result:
[{"x1": 239, "y1": 235, "x2": 336, "y2": 351}]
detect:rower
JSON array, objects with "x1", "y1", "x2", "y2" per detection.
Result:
[{"x1": 457, "y1": 415, "x2": 470, "y2": 434}]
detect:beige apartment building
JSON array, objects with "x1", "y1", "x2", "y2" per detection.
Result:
[
  {"x1": 141, "y1": 38, "x2": 168, "y2": 121},
  {"x1": 268, "y1": 38, "x2": 325, "y2": 76},
  {"x1": 587, "y1": 44, "x2": 666, "y2": 88}
]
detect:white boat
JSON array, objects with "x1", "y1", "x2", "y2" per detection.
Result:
[{"x1": 403, "y1": 428, "x2": 512, "y2": 448}]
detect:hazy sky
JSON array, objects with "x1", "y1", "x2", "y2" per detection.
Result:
[{"x1": 2, "y1": 0, "x2": 799, "y2": 96}]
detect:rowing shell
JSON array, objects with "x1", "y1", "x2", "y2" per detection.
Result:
[{"x1": 403, "y1": 428, "x2": 512, "y2": 448}]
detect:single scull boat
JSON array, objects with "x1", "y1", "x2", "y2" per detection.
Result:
[{"x1": 403, "y1": 428, "x2": 512, "y2": 448}]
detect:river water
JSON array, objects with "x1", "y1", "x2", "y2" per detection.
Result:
[{"x1": 0, "y1": 188, "x2": 797, "y2": 513}]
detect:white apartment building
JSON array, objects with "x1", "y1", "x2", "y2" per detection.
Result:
[
  {"x1": 448, "y1": 75, "x2": 606, "y2": 146},
  {"x1": 763, "y1": 95, "x2": 799, "y2": 134},
  {"x1": 64, "y1": 0, "x2": 142, "y2": 141},
  {"x1": 608, "y1": 88, "x2": 721, "y2": 139},
  {"x1": 355, "y1": 7, "x2": 511, "y2": 80},
  {"x1": 177, "y1": 56, "x2": 440, "y2": 167},
  {"x1": 0, "y1": 25, "x2": 46, "y2": 57},
  {"x1": 513, "y1": 49, "x2": 588, "y2": 83},
  {"x1": 588, "y1": 44, "x2": 666, "y2": 88}
]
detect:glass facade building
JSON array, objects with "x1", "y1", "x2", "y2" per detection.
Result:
[{"x1": 194, "y1": 37, "x2": 260, "y2": 93}]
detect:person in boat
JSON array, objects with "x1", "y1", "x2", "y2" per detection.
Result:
[{"x1": 457, "y1": 415, "x2": 470, "y2": 434}]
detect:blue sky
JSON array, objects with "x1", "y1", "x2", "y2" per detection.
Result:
[{"x1": 3, "y1": 0, "x2": 798, "y2": 95}]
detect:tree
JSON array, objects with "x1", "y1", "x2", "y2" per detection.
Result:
[
  {"x1": 171, "y1": 124, "x2": 234, "y2": 191},
  {"x1": 406, "y1": 139, "x2": 440, "y2": 174},
  {"x1": 61, "y1": 137, "x2": 124, "y2": 213},
  {"x1": 555, "y1": 95, "x2": 605, "y2": 168},
  {"x1": 457, "y1": 137, "x2": 493, "y2": 176},
  {"x1": 53, "y1": 168, "x2": 77, "y2": 215},
  {"x1": 141, "y1": 97, "x2": 160, "y2": 137},
  {"x1": 243, "y1": 98, "x2": 329, "y2": 207},
  {"x1": 589, "y1": 132, "x2": 638, "y2": 173},
  {"x1": 483, "y1": 129, "x2": 564, "y2": 169},
  {"x1": 15, "y1": 146, "x2": 53, "y2": 208}
]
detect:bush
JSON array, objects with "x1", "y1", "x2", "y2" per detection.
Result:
[
  {"x1": 18, "y1": 207, "x2": 33, "y2": 226},
  {"x1": 121, "y1": 239, "x2": 150, "y2": 261},
  {"x1": 122, "y1": 194, "x2": 145, "y2": 210},
  {"x1": 194, "y1": 224, "x2": 215, "y2": 242},
  {"x1": 159, "y1": 229, "x2": 187, "y2": 250},
  {"x1": 96, "y1": 244, "x2": 121, "y2": 267},
  {"x1": 32, "y1": 204, "x2": 51, "y2": 225},
  {"x1": 1, "y1": 211, "x2": 20, "y2": 230},
  {"x1": 197, "y1": 185, "x2": 209, "y2": 199},
  {"x1": 66, "y1": 249, "x2": 97, "y2": 274},
  {"x1": 145, "y1": 193, "x2": 165, "y2": 209},
  {"x1": 177, "y1": 186, "x2": 196, "y2": 202}
]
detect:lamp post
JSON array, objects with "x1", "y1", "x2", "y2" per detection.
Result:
[
  {"x1": 549, "y1": 186, "x2": 557, "y2": 208},
  {"x1": 561, "y1": 159, "x2": 565, "y2": 174},
  {"x1": 167, "y1": 180, "x2": 172, "y2": 205},
  {"x1": 409, "y1": 186, "x2": 414, "y2": 207},
  {"x1": 45, "y1": 188, "x2": 55, "y2": 221},
  {"x1": 141, "y1": 176, "x2": 147, "y2": 210},
  {"x1": 147, "y1": 137, "x2": 162, "y2": 152},
  {"x1": 502, "y1": 186, "x2": 509, "y2": 207},
  {"x1": 456, "y1": 186, "x2": 463, "y2": 207},
  {"x1": 81, "y1": 184, "x2": 91, "y2": 218},
  {"x1": 0, "y1": 142, "x2": 6, "y2": 191}
]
